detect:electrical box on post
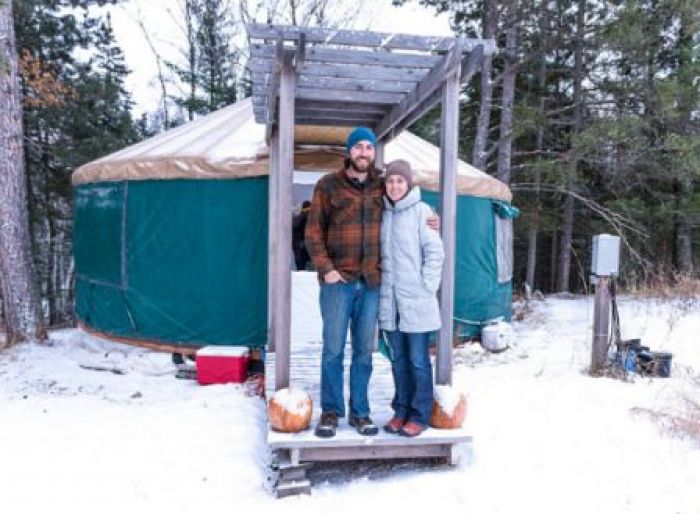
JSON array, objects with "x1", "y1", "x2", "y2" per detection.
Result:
[{"x1": 591, "y1": 234, "x2": 620, "y2": 276}]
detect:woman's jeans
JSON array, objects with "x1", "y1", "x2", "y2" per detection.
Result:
[
  {"x1": 386, "y1": 329, "x2": 433, "y2": 426},
  {"x1": 319, "y1": 279, "x2": 379, "y2": 418}
]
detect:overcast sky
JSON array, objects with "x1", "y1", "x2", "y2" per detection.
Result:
[{"x1": 106, "y1": 0, "x2": 454, "y2": 115}]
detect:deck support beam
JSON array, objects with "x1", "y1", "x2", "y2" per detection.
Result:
[
  {"x1": 436, "y1": 66, "x2": 460, "y2": 386},
  {"x1": 272, "y1": 49, "x2": 296, "y2": 390}
]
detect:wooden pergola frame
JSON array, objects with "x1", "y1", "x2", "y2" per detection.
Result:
[{"x1": 246, "y1": 23, "x2": 494, "y2": 392}]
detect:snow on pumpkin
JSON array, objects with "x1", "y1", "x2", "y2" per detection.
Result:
[
  {"x1": 430, "y1": 385, "x2": 467, "y2": 429},
  {"x1": 268, "y1": 387, "x2": 313, "y2": 433}
]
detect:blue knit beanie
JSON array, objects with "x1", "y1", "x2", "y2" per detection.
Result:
[{"x1": 346, "y1": 127, "x2": 377, "y2": 154}]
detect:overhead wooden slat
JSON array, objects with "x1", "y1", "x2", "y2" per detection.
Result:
[
  {"x1": 251, "y1": 43, "x2": 441, "y2": 69},
  {"x1": 246, "y1": 23, "x2": 497, "y2": 54},
  {"x1": 296, "y1": 108, "x2": 384, "y2": 119},
  {"x1": 249, "y1": 59, "x2": 429, "y2": 82},
  {"x1": 252, "y1": 73, "x2": 416, "y2": 94},
  {"x1": 296, "y1": 88, "x2": 403, "y2": 104},
  {"x1": 253, "y1": 84, "x2": 406, "y2": 103},
  {"x1": 296, "y1": 100, "x2": 390, "y2": 114},
  {"x1": 295, "y1": 117, "x2": 378, "y2": 127},
  {"x1": 255, "y1": 107, "x2": 385, "y2": 125}
]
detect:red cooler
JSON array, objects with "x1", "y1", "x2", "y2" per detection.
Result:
[{"x1": 196, "y1": 346, "x2": 250, "y2": 385}]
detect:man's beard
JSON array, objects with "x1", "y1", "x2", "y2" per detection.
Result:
[{"x1": 345, "y1": 156, "x2": 374, "y2": 173}]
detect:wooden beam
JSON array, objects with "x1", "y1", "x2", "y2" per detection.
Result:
[
  {"x1": 294, "y1": 117, "x2": 377, "y2": 128},
  {"x1": 252, "y1": 85, "x2": 407, "y2": 103},
  {"x1": 267, "y1": 127, "x2": 279, "y2": 354},
  {"x1": 295, "y1": 108, "x2": 384, "y2": 119},
  {"x1": 254, "y1": 94, "x2": 398, "y2": 110},
  {"x1": 296, "y1": 88, "x2": 403, "y2": 104},
  {"x1": 295, "y1": 32, "x2": 306, "y2": 73},
  {"x1": 251, "y1": 43, "x2": 441, "y2": 68},
  {"x1": 298, "y1": 444, "x2": 452, "y2": 462},
  {"x1": 264, "y1": 39, "x2": 284, "y2": 143},
  {"x1": 590, "y1": 276, "x2": 611, "y2": 375},
  {"x1": 296, "y1": 100, "x2": 390, "y2": 114},
  {"x1": 375, "y1": 41, "x2": 463, "y2": 141},
  {"x1": 252, "y1": 73, "x2": 416, "y2": 94},
  {"x1": 436, "y1": 67, "x2": 461, "y2": 386},
  {"x1": 249, "y1": 59, "x2": 429, "y2": 82},
  {"x1": 375, "y1": 140, "x2": 385, "y2": 168},
  {"x1": 274, "y1": 49, "x2": 296, "y2": 391},
  {"x1": 254, "y1": 86, "x2": 403, "y2": 104},
  {"x1": 246, "y1": 23, "x2": 497, "y2": 54},
  {"x1": 378, "y1": 44, "x2": 483, "y2": 142}
]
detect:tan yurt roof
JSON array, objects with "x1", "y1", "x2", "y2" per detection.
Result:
[{"x1": 73, "y1": 97, "x2": 511, "y2": 202}]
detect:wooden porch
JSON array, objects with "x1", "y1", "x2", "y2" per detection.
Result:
[
  {"x1": 246, "y1": 23, "x2": 492, "y2": 493},
  {"x1": 265, "y1": 335, "x2": 472, "y2": 466}
]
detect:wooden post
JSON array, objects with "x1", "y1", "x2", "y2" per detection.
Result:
[
  {"x1": 591, "y1": 276, "x2": 611, "y2": 375},
  {"x1": 274, "y1": 49, "x2": 296, "y2": 391},
  {"x1": 375, "y1": 140, "x2": 385, "y2": 168},
  {"x1": 267, "y1": 128, "x2": 279, "y2": 354},
  {"x1": 436, "y1": 69, "x2": 460, "y2": 386}
]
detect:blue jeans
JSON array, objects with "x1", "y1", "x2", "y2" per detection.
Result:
[
  {"x1": 320, "y1": 279, "x2": 379, "y2": 418},
  {"x1": 387, "y1": 329, "x2": 433, "y2": 426}
]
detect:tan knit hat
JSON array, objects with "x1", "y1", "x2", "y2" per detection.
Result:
[{"x1": 385, "y1": 159, "x2": 414, "y2": 190}]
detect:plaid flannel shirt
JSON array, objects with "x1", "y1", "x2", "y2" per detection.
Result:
[{"x1": 304, "y1": 167, "x2": 384, "y2": 287}]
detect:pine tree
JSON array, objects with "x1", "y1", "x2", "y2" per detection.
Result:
[{"x1": 168, "y1": 0, "x2": 239, "y2": 120}]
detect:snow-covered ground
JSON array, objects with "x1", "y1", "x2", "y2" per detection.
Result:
[{"x1": 1, "y1": 273, "x2": 698, "y2": 514}]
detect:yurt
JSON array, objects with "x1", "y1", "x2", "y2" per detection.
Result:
[{"x1": 72, "y1": 97, "x2": 516, "y2": 350}]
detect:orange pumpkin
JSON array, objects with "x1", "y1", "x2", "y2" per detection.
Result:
[
  {"x1": 267, "y1": 388, "x2": 313, "y2": 433},
  {"x1": 430, "y1": 391, "x2": 467, "y2": 429}
]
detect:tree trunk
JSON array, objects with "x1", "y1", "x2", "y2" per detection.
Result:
[
  {"x1": 525, "y1": 2, "x2": 550, "y2": 293},
  {"x1": 496, "y1": 0, "x2": 518, "y2": 185},
  {"x1": 556, "y1": 0, "x2": 585, "y2": 292},
  {"x1": 556, "y1": 193, "x2": 574, "y2": 292},
  {"x1": 549, "y1": 229, "x2": 558, "y2": 293},
  {"x1": 673, "y1": 180, "x2": 694, "y2": 274},
  {"x1": 672, "y1": 10, "x2": 695, "y2": 274},
  {"x1": 186, "y1": 0, "x2": 197, "y2": 121},
  {"x1": 472, "y1": 0, "x2": 496, "y2": 170},
  {"x1": 0, "y1": 0, "x2": 46, "y2": 346}
]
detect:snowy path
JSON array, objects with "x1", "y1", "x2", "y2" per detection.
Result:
[{"x1": 1, "y1": 272, "x2": 698, "y2": 514}]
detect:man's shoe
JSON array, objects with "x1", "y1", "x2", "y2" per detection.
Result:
[
  {"x1": 349, "y1": 415, "x2": 379, "y2": 436},
  {"x1": 399, "y1": 421, "x2": 425, "y2": 437},
  {"x1": 383, "y1": 417, "x2": 405, "y2": 434},
  {"x1": 314, "y1": 411, "x2": 339, "y2": 438}
]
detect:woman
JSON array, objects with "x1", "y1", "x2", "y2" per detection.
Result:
[{"x1": 379, "y1": 159, "x2": 444, "y2": 437}]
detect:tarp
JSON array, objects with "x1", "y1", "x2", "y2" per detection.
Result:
[{"x1": 74, "y1": 179, "x2": 268, "y2": 348}]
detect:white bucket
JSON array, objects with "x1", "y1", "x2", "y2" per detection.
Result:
[{"x1": 481, "y1": 321, "x2": 513, "y2": 352}]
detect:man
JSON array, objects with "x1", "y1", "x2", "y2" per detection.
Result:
[{"x1": 305, "y1": 127, "x2": 384, "y2": 438}]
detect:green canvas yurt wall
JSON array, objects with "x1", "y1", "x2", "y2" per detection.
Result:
[
  {"x1": 423, "y1": 193, "x2": 516, "y2": 338},
  {"x1": 73, "y1": 178, "x2": 269, "y2": 347}
]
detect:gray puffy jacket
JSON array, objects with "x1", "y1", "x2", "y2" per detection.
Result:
[{"x1": 378, "y1": 186, "x2": 444, "y2": 333}]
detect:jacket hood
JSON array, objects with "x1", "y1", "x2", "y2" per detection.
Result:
[{"x1": 384, "y1": 186, "x2": 422, "y2": 211}]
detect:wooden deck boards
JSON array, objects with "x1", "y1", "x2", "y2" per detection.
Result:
[{"x1": 265, "y1": 343, "x2": 472, "y2": 461}]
